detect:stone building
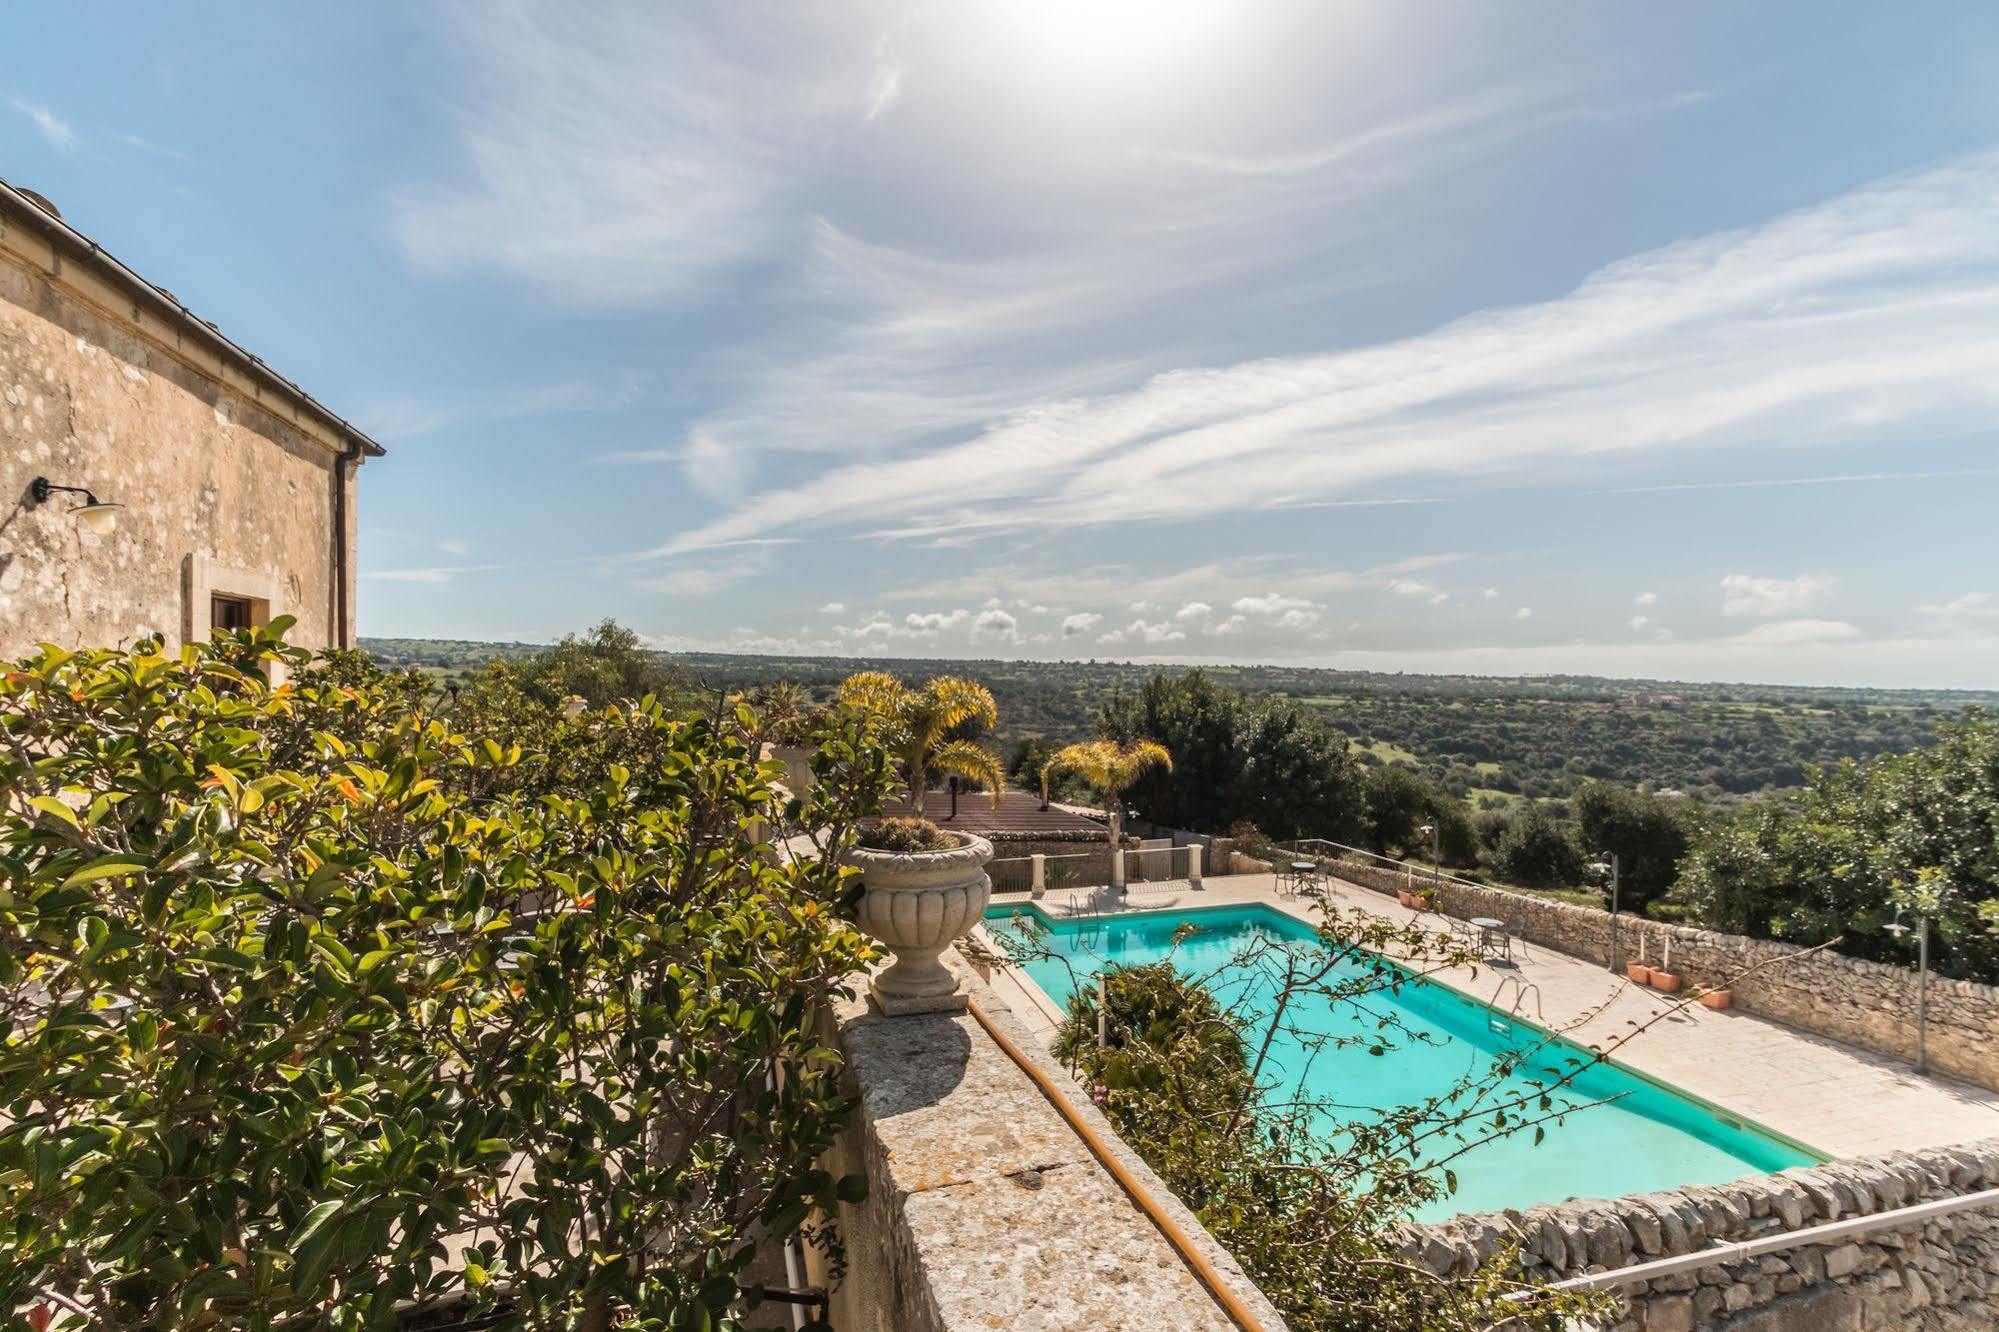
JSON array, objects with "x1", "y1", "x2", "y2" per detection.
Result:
[{"x1": 0, "y1": 176, "x2": 383, "y2": 659}]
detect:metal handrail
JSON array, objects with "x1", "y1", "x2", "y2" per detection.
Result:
[
  {"x1": 1507, "y1": 1185, "x2": 1999, "y2": 1299},
  {"x1": 1490, "y1": 975, "x2": 1545, "y2": 1024}
]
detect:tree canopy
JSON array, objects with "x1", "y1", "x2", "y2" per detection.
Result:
[
  {"x1": 1673, "y1": 711, "x2": 1999, "y2": 981},
  {"x1": 1100, "y1": 671, "x2": 1366, "y2": 842}
]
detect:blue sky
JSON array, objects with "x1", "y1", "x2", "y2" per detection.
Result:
[{"x1": 7, "y1": 2, "x2": 1999, "y2": 687}]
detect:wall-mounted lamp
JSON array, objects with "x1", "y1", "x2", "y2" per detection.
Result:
[{"x1": 30, "y1": 476, "x2": 123, "y2": 536}]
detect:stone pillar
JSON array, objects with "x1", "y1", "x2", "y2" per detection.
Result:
[
  {"x1": 1111, "y1": 847, "x2": 1126, "y2": 891},
  {"x1": 1188, "y1": 844, "x2": 1203, "y2": 888},
  {"x1": 1031, "y1": 852, "x2": 1046, "y2": 899}
]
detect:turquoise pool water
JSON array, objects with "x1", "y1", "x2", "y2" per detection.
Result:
[{"x1": 984, "y1": 902, "x2": 1820, "y2": 1221}]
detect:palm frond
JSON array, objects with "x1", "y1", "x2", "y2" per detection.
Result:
[
  {"x1": 931, "y1": 740, "x2": 1006, "y2": 807},
  {"x1": 1044, "y1": 738, "x2": 1172, "y2": 796},
  {"x1": 922, "y1": 676, "x2": 999, "y2": 734},
  {"x1": 838, "y1": 671, "x2": 905, "y2": 717}
]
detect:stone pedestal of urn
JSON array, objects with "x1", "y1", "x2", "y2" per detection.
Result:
[
  {"x1": 847, "y1": 833, "x2": 993, "y2": 1015},
  {"x1": 764, "y1": 743, "x2": 817, "y2": 797}
]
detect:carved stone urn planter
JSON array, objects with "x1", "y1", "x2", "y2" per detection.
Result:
[{"x1": 846, "y1": 832, "x2": 993, "y2": 1015}]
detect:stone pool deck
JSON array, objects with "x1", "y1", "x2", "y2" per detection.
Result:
[{"x1": 976, "y1": 873, "x2": 1999, "y2": 1164}]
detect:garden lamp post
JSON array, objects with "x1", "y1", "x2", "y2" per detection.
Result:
[
  {"x1": 1588, "y1": 853, "x2": 1622, "y2": 974},
  {"x1": 1884, "y1": 907, "x2": 1931, "y2": 1076},
  {"x1": 1418, "y1": 822, "x2": 1439, "y2": 886}
]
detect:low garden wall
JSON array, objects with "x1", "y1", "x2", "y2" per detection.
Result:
[
  {"x1": 984, "y1": 837, "x2": 1118, "y2": 890},
  {"x1": 1405, "y1": 1137, "x2": 1999, "y2": 1331},
  {"x1": 811, "y1": 955, "x2": 1283, "y2": 1331},
  {"x1": 1326, "y1": 860, "x2": 1999, "y2": 1091}
]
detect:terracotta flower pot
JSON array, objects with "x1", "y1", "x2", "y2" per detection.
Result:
[
  {"x1": 1699, "y1": 988, "x2": 1733, "y2": 1010},
  {"x1": 845, "y1": 833, "x2": 993, "y2": 1014},
  {"x1": 1625, "y1": 963, "x2": 1653, "y2": 985},
  {"x1": 1649, "y1": 971, "x2": 1683, "y2": 993}
]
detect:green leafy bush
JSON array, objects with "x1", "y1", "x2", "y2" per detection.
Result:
[
  {"x1": 0, "y1": 624, "x2": 895, "y2": 1328},
  {"x1": 1044, "y1": 935, "x2": 1601, "y2": 1331},
  {"x1": 856, "y1": 817, "x2": 955, "y2": 854}
]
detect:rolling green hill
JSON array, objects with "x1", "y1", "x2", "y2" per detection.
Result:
[{"x1": 360, "y1": 637, "x2": 1997, "y2": 808}]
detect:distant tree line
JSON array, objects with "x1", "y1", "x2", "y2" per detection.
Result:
[{"x1": 365, "y1": 632, "x2": 1999, "y2": 982}]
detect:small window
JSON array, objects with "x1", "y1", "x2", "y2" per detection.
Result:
[{"x1": 212, "y1": 594, "x2": 258, "y2": 631}]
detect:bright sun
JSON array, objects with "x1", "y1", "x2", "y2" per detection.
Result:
[{"x1": 992, "y1": 0, "x2": 1235, "y2": 80}]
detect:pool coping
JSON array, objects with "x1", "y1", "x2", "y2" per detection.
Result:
[{"x1": 979, "y1": 897, "x2": 1830, "y2": 1173}]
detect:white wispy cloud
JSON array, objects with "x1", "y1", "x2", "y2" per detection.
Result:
[
  {"x1": 1101, "y1": 618, "x2": 1185, "y2": 645},
  {"x1": 1634, "y1": 590, "x2": 1658, "y2": 606},
  {"x1": 1607, "y1": 466, "x2": 1999, "y2": 496},
  {"x1": 903, "y1": 608, "x2": 972, "y2": 636},
  {"x1": 594, "y1": 448, "x2": 685, "y2": 466},
  {"x1": 971, "y1": 608, "x2": 1018, "y2": 641},
  {"x1": 1060, "y1": 611, "x2": 1102, "y2": 637},
  {"x1": 664, "y1": 154, "x2": 1999, "y2": 554},
  {"x1": 1727, "y1": 618, "x2": 1860, "y2": 646},
  {"x1": 1721, "y1": 573, "x2": 1828, "y2": 618},
  {"x1": 819, "y1": 601, "x2": 846, "y2": 614},
  {"x1": 1144, "y1": 85, "x2": 1711, "y2": 178},
  {"x1": 363, "y1": 376, "x2": 641, "y2": 439},
  {"x1": 1915, "y1": 592, "x2": 1997, "y2": 624},
  {"x1": 12, "y1": 100, "x2": 73, "y2": 149},
  {"x1": 389, "y1": 3, "x2": 877, "y2": 307},
  {"x1": 631, "y1": 552, "x2": 771, "y2": 598},
  {"x1": 362, "y1": 563, "x2": 507, "y2": 585}
]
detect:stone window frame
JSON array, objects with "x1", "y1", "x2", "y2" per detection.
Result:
[{"x1": 182, "y1": 553, "x2": 286, "y2": 682}]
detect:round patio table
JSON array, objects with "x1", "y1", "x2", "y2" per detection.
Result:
[
  {"x1": 1288, "y1": 861, "x2": 1318, "y2": 893},
  {"x1": 1470, "y1": 916, "x2": 1511, "y2": 960}
]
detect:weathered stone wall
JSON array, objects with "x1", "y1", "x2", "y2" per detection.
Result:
[
  {"x1": 1325, "y1": 860, "x2": 1999, "y2": 1090},
  {"x1": 1406, "y1": 1137, "x2": 1999, "y2": 1331},
  {"x1": 0, "y1": 219, "x2": 362, "y2": 656}
]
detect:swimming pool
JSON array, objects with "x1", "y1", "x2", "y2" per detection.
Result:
[{"x1": 983, "y1": 901, "x2": 1821, "y2": 1221}]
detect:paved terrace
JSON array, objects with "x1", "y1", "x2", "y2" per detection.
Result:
[{"x1": 975, "y1": 872, "x2": 1999, "y2": 1163}]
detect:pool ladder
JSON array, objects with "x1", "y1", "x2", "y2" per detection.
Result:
[{"x1": 1490, "y1": 975, "x2": 1545, "y2": 1025}]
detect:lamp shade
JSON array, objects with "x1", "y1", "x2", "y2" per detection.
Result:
[{"x1": 72, "y1": 501, "x2": 123, "y2": 537}]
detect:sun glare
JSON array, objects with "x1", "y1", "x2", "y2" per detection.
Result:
[{"x1": 993, "y1": 0, "x2": 1234, "y2": 80}]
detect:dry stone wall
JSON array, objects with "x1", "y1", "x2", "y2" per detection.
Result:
[
  {"x1": 1406, "y1": 1137, "x2": 1999, "y2": 1331},
  {"x1": 1326, "y1": 860, "x2": 1999, "y2": 1091}
]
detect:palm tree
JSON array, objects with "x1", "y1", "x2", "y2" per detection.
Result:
[
  {"x1": 1041, "y1": 739, "x2": 1172, "y2": 890},
  {"x1": 838, "y1": 672, "x2": 1004, "y2": 816}
]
